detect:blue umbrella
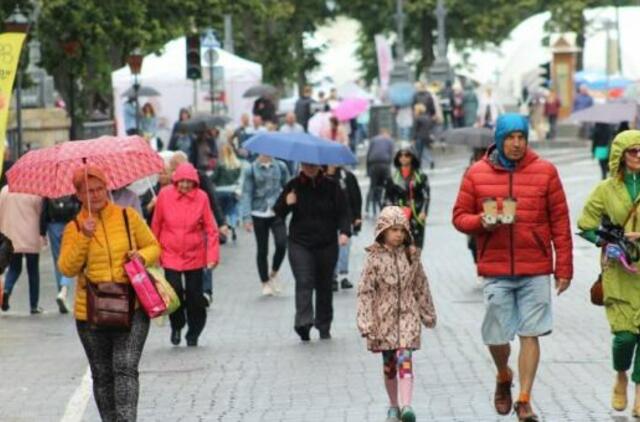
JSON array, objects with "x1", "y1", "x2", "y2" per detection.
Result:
[
  {"x1": 388, "y1": 82, "x2": 416, "y2": 107},
  {"x1": 243, "y1": 132, "x2": 357, "y2": 165},
  {"x1": 575, "y1": 70, "x2": 632, "y2": 91}
]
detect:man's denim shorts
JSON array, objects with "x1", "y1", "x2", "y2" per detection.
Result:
[{"x1": 481, "y1": 275, "x2": 552, "y2": 345}]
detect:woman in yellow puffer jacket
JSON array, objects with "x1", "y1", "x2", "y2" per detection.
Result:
[{"x1": 59, "y1": 166, "x2": 160, "y2": 422}]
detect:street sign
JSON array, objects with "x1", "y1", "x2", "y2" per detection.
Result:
[
  {"x1": 204, "y1": 48, "x2": 218, "y2": 65},
  {"x1": 201, "y1": 29, "x2": 220, "y2": 49}
]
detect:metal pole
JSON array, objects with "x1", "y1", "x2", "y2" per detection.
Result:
[
  {"x1": 193, "y1": 79, "x2": 198, "y2": 112},
  {"x1": 69, "y1": 72, "x2": 76, "y2": 140},
  {"x1": 134, "y1": 74, "x2": 140, "y2": 131},
  {"x1": 209, "y1": 48, "x2": 214, "y2": 114},
  {"x1": 16, "y1": 69, "x2": 22, "y2": 156}
]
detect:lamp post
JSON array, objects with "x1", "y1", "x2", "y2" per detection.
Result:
[
  {"x1": 428, "y1": 0, "x2": 453, "y2": 84},
  {"x1": 62, "y1": 39, "x2": 80, "y2": 140},
  {"x1": 202, "y1": 29, "x2": 220, "y2": 114},
  {"x1": 4, "y1": 6, "x2": 30, "y2": 157},
  {"x1": 127, "y1": 49, "x2": 144, "y2": 132},
  {"x1": 389, "y1": 0, "x2": 411, "y2": 84}
]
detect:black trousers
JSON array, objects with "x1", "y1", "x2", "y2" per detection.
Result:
[
  {"x1": 165, "y1": 268, "x2": 206, "y2": 342},
  {"x1": 252, "y1": 216, "x2": 287, "y2": 283},
  {"x1": 77, "y1": 310, "x2": 150, "y2": 422},
  {"x1": 289, "y1": 241, "x2": 338, "y2": 333},
  {"x1": 367, "y1": 163, "x2": 389, "y2": 215}
]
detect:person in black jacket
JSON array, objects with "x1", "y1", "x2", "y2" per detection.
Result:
[
  {"x1": 325, "y1": 165, "x2": 362, "y2": 291},
  {"x1": 591, "y1": 122, "x2": 614, "y2": 180},
  {"x1": 412, "y1": 103, "x2": 435, "y2": 169},
  {"x1": 294, "y1": 86, "x2": 315, "y2": 132},
  {"x1": 274, "y1": 163, "x2": 351, "y2": 342},
  {"x1": 40, "y1": 195, "x2": 80, "y2": 313},
  {"x1": 170, "y1": 151, "x2": 229, "y2": 306},
  {"x1": 383, "y1": 145, "x2": 431, "y2": 249}
]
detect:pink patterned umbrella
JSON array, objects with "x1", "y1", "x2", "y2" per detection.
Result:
[
  {"x1": 6, "y1": 136, "x2": 164, "y2": 197},
  {"x1": 333, "y1": 98, "x2": 369, "y2": 122}
]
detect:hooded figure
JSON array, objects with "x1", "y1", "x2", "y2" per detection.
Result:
[
  {"x1": 152, "y1": 162, "x2": 219, "y2": 346},
  {"x1": 357, "y1": 206, "x2": 436, "y2": 352},
  {"x1": 383, "y1": 145, "x2": 430, "y2": 248},
  {"x1": 578, "y1": 130, "x2": 640, "y2": 413},
  {"x1": 579, "y1": 130, "x2": 640, "y2": 332}
]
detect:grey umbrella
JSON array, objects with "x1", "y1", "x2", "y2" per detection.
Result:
[
  {"x1": 176, "y1": 112, "x2": 231, "y2": 133},
  {"x1": 243, "y1": 83, "x2": 277, "y2": 98},
  {"x1": 442, "y1": 127, "x2": 494, "y2": 148},
  {"x1": 121, "y1": 85, "x2": 161, "y2": 98},
  {"x1": 570, "y1": 102, "x2": 638, "y2": 124}
]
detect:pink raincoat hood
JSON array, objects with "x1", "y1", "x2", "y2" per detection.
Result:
[{"x1": 171, "y1": 163, "x2": 200, "y2": 186}]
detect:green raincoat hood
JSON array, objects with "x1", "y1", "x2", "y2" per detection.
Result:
[{"x1": 609, "y1": 130, "x2": 640, "y2": 176}]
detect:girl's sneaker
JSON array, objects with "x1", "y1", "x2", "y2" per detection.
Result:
[
  {"x1": 400, "y1": 406, "x2": 416, "y2": 422},
  {"x1": 385, "y1": 406, "x2": 401, "y2": 422}
]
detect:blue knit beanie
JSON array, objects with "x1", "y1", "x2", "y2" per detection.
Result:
[{"x1": 494, "y1": 113, "x2": 529, "y2": 170}]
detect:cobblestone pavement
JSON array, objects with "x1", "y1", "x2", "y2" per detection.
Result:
[{"x1": 0, "y1": 143, "x2": 630, "y2": 421}]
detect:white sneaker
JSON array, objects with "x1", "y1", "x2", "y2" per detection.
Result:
[
  {"x1": 476, "y1": 276, "x2": 484, "y2": 287},
  {"x1": 261, "y1": 282, "x2": 274, "y2": 296},
  {"x1": 268, "y1": 273, "x2": 282, "y2": 294},
  {"x1": 56, "y1": 286, "x2": 69, "y2": 314}
]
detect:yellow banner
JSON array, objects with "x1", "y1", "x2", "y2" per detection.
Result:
[{"x1": 0, "y1": 32, "x2": 26, "y2": 176}]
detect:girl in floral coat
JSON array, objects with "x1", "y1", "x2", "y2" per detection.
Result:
[{"x1": 357, "y1": 206, "x2": 436, "y2": 422}]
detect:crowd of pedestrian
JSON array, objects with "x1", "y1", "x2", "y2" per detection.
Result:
[{"x1": 4, "y1": 74, "x2": 637, "y2": 422}]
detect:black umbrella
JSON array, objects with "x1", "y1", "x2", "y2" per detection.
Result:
[
  {"x1": 121, "y1": 85, "x2": 161, "y2": 98},
  {"x1": 176, "y1": 113, "x2": 231, "y2": 133},
  {"x1": 570, "y1": 102, "x2": 637, "y2": 124},
  {"x1": 442, "y1": 127, "x2": 494, "y2": 148},
  {"x1": 243, "y1": 83, "x2": 277, "y2": 98}
]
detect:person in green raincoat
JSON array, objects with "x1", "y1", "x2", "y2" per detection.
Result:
[
  {"x1": 383, "y1": 145, "x2": 431, "y2": 249},
  {"x1": 578, "y1": 130, "x2": 640, "y2": 417}
]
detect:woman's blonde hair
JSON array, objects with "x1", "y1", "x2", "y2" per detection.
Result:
[
  {"x1": 220, "y1": 142, "x2": 241, "y2": 169},
  {"x1": 414, "y1": 103, "x2": 426, "y2": 115}
]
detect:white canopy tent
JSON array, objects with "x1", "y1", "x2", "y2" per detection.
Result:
[
  {"x1": 449, "y1": 6, "x2": 640, "y2": 102},
  {"x1": 112, "y1": 36, "x2": 262, "y2": 141}
]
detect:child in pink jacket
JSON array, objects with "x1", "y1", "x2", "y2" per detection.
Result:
[{"x1": 152, "y1": 162, "x2": 219, "y2": 347}]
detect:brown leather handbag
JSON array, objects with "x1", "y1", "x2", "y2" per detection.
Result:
[
  {"x1": 590, "y1": 274, "x2": 603, "y2": 306},
  {"x1": 86, "y1": 279, "x2": 135, "y2": 329}
]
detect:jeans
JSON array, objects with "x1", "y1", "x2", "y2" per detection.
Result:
[
  {"x1": 215, "y1": 191, "x2": 239, "y2": 228},
  {"x1": 289, "y1": 241, "x2": 338, "y2": 333},
  {"x1": 165, "y1": 268, "x2": 207, "y2": 342},
  {"x1": 76, "y1": 310, "x2": 150, "y2": 422},
  {"x1": 334, "y1": 237, "x2": 351, "y2": 276},
  {"x1": 252, "y1": 216, "x2": 287, "y2": 283},
  {"x1": 202, "y1": 268, "x2": 213, "y2": 295},
  {"x1": 416, "y1": 140, "x2": 433, "y2": 169},
  {"x1": 4, "y1": 253, "x2": 40, "y2": 309},
  {"x1": 47, "y1": 222, "x2": 74, "y2": 290}
]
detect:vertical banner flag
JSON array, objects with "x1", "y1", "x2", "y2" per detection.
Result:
[
  {"x1": 0, "y1": 32, "x2": 27, "y2": 176},
  {"x1": 374, "y1": 34, "x2": 392, "y2": 91}
]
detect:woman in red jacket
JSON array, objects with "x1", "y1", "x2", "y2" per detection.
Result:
[{"x1": 152, "y1": 163, "x2": 219, "y2": 347}]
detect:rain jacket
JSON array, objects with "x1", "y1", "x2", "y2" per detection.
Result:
[
  {"x1": 452, "y1": 114, "x2": 573, "y2": 279},
  {"x1": 0, "y1": 186, "x2": 43, "y2": 253},
  {"x1": 58, "y1": 203, "x2": 160, "y2": 321},
  {"x1": 356, "y1": 206, "x2": 436, "y2": 352},
  {"x1": 151, "y1": 163, "x2": 219, "y2": 271},
  {"x1": 578, "y1": 130, "x2": 640, "y2": 333}
]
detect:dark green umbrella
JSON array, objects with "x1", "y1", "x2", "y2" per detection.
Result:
[
  {"x1": 243, "y1": 83, "x2": 277, "y2": 98},
  {"x1": 121, "y1": 85, "x2": 161, "y2": 98}
]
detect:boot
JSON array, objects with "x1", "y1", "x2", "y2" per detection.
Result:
[{"x1": 1, "y1": 292, "x2": 9, "y2": 311}]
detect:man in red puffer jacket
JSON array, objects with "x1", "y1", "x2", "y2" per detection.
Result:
[{"x1": 452, "y1": 113, "x2": 573, "y2": 422}]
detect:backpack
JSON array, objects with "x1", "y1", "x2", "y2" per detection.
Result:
[{"x1": 47, "y1": 196, "x2": 80, "y2": 223}]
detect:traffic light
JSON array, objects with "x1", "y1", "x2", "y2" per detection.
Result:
[
  {"x1": 186, "y1": 35, "x2": 201, "y2": 80},
  {"x1": 539, "y1": 62, "x2": 551, "y2": 88}
]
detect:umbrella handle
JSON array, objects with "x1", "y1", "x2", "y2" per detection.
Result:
[
  {"x1": 146, "y1": 177, "x2": 157, "y2": 199},
  {"x1": 83, "y1": 159, "x2": 92, "y2": 219}
]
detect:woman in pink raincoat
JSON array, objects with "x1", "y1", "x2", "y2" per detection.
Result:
[{"x1": 152, "y1": 162, "x2": 219, "y2": 347}]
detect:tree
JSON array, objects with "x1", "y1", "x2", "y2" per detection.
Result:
[{"x1": 337, "y1": 0, "x2": 542, "y2": 84}]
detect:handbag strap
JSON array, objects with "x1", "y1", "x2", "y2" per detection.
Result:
[
  {"x1": 122, "y1": 209, "x2": 133, "y2": 251},
  {"x1": 623, "y1": 199, "x2": 640, "y2": 228}
]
